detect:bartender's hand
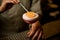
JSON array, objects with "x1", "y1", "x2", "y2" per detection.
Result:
[
  {"x1": 0, "y1": 0, "x2": 20, "y2": 12},
  {"x1": 27, "y1": 21, "x2": 44, "y2": 40}
]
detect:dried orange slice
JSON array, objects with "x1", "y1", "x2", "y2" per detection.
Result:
[{"x1": 26, "y1": 12, "x2": 36, "y2": 18}]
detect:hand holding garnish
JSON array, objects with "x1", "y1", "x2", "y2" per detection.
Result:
[{"x1": 0, "y1": 0, "x2": 20, "y2": 12}]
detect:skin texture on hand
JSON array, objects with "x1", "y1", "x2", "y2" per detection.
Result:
[
  {"x1": 27, "y1": 21, "x2": 43, "y2": 40},
  {"x1": 0, "y1": 0, "x2": 20, "y2": 12}
]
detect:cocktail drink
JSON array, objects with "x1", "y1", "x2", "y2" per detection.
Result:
[{"x1": 22, "y1": 12, "x2": 39, "y2": 24}]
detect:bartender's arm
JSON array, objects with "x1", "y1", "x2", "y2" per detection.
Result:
[{"x1": 0, "y1": 0, "x2": 20, "y2": 13}]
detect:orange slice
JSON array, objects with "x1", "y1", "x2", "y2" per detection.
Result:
[{"x1": 26, "y1": 12, "x2": 36, "y2": 18}]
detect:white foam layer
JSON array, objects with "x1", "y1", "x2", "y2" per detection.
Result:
[{"x1": 22, "y1": 13, "x2": 39, "y2": 21}]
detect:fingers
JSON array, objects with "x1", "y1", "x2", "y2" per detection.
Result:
[
  {"x1": 3, "y1": 0, "x2": 20, "y2": 4},
  {"x1": 28, "y1": 29, "x2": 35, "y2": 37},
  {"x1": 10, "y1": 0, "x2": 20, "y2": 4},
  {"x1": 13, "y1": 0, "x2": 20, "y2": 4},
  {"x1": 37, "y1": 31, "x2": 43, "y2": 40},
  {"x1": 27, "y1": 21, "x2": 43, "y2": 40},
  {"x1": 10, "y1": 0, "x2": 16, "y2": 4},
  {"x1": 17, "y1": 0, "x2": 20, "y2": 3},
  {"x1": 28, "y1": 25, "x2": 37, "y2": 37},
  {"x1": 27, "y1": 26, "x2": 43, "y2": 40},
  {"x1": 1, "y1": 0, "x2": 20, "y2": 12},
  {"x1": 32, "y1": 29, "x2": 40, "y2": 40},
  {"x1": 28, "y1": 29, "x2": 43, "y2": 40},
  {"x1": 27, "y1": 29, "x2": 31, "y2": 35}
]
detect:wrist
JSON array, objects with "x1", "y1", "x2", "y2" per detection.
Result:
[
  {"x1": 32, "y1": 21, "x2": 41, "y2": 26},
  {"x1": 35, "y1": 21, "x2": 40, "y2": 24}
]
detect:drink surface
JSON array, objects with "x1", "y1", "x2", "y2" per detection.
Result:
[{"x1": 25, "y1": 12, "x2": 36, "y2": 18}]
